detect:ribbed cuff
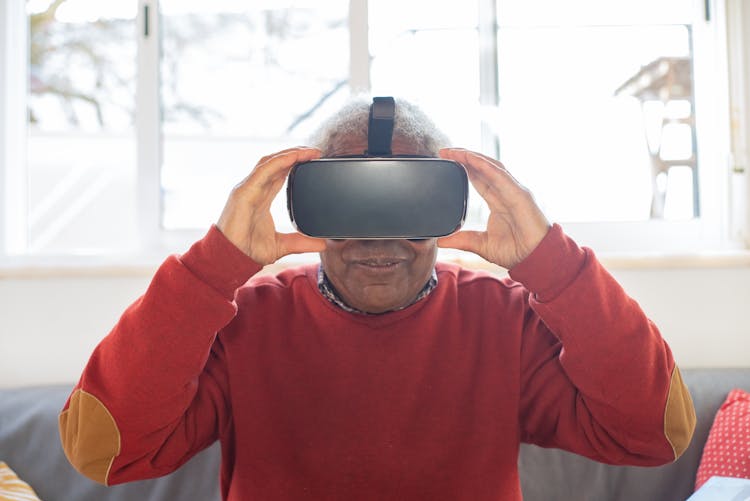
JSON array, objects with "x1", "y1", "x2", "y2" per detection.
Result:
[
  {"x1": 508, "y1": 223, "x2": 587, "y2": 302},
  {"x1": 179, "y1": 225, "x2": 263, "y2": 300}
]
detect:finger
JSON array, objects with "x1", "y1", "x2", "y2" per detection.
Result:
[
  {"x1": 440, "y1": 147, "x2": 506, "y2": 171},
  {"x1": 277, "y1": 233, "x2": 327, "y2": 257},
  {"x1": 442, "y1": 148, "x2": 527, "y2": 208},
  {"x1": 254, "y1": 147, "x2": 321, "y2": 185},
  {"x1": 439, "y1": 147, "x2": 470, "y2": 166},
  {"x1": 440, "y1": 147, "x2": 517, "y2": 184},
  {"x1": 439, "y1": 148, "x2": 493, "y2": 198},
  {"x1": 235, "y1": 147, "x2": 321, "y2": 204},
  {"x1": 448, "y1": 149, "x2": 513, "y2": 186},
  {"x1": 437, "y1": 230, "x2": 486, "y2": 255},
  {"x1": 440, "y1": 148, "x2": 500, "y2": 189},
  {"x1": 464, "y1": 151, "x2": 527, "y2": 191},
  {"x1": 256, "y1": 146, "x2": 320, "y2": 166}
]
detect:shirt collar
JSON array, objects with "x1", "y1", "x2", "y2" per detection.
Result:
[{"x1": 317, "y1": 264, "x2": 438, "y2": 315}]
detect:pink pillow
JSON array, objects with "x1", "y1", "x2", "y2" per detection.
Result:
[{"x1": 695, "y1": 388, "x2": 750, "y2": 490}]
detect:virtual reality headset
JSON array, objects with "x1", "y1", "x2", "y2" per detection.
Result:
[{"x1": 287, "y1": 97, "x2": 468, "y2": 239}]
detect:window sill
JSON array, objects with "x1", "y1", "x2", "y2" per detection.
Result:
[
  {"x1": 3, "y1": 249, "x2": 750, "y2": 279},
  {"x1": 598, "y1": 250, "x2": 750, "y2": 269}
]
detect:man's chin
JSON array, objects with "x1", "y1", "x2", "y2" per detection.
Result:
[
  {"x1": 347, "y1": 288, "x2": 410, "y2": 314},
  {"x1": 352, "y1": 300, "x2": 401, "y2": 314}
]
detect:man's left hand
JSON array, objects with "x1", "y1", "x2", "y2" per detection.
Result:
[{"x1": 437, "y1": 148, "x2": 551, "y2": 269}]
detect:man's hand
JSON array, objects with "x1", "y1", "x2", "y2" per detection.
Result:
[
  {"x1": 216, "y1": 147, "x2": 326, "y2": 266},
  {"x1": 437, "y1": 148, "x2": 551, "y2": 269}
]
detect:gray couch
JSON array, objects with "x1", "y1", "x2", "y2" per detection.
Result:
[{"x1": 1, "y1": 368, "x2": 748, "y2": 501}]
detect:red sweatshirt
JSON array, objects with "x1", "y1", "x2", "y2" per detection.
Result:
[{"x1": 59, "y1": 224, "x2": 695, "y2": 500}]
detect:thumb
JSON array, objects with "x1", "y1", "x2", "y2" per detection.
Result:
[
  {"x1": 277, "y1": 233, "x2": 327, "y2": 257},
  {"x1": 437, "y1": 230, "x2": 485, "y2": 254}
]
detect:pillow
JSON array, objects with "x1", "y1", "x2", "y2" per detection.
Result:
[
  {"x1": 695, "y1": 388, "x2": 750, "y2": 491},
  {"x1": 0, "y1": 461, "x2": 41, "y2": 500}
]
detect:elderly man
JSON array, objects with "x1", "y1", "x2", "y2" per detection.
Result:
[{"x1": 60, "y1": 98, "x2": 695, "y2": 500}]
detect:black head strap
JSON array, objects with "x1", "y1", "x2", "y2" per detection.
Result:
[{"x1": 365, "y1": 96, "x2": 395, "y2": 156}]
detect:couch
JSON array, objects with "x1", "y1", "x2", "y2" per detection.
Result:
[{"x1": 1, "y1": 368, "x2": 748, "y2": 501}]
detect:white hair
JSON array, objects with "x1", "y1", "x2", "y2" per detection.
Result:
[{"x1": 309, "y1": 96, "x2": 451, "y2": 157}]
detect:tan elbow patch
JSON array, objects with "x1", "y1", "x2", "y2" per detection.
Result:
[
  {"x1": 664, "y1": 366, "x2": 696, "y2": 460},
  {"x1": 59, "y1": 389, "x2": 121, "y2": 485}
]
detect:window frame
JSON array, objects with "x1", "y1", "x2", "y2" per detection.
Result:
[
  {"x1": 726, "y1": 0, "x2": 750, "y2": 247},
  {"x1": 136, "y1": 0, "x2": 163, "y2": 254},
  {"x1": 0, "y1": 0, "x2": 28, "y2": 256},
  {"x1": 0, "y1": 0, "x2": 748, "y2": 265},
  {"x1": 485, "y1": 0, "x2": 738, "y2": 254}
]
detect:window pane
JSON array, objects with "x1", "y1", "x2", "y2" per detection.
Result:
[
  {"x1": 27, "y1": 0, "x2": 138, "y2": 253},
  {"x1": 497, "y1": 0, "x2": 692, "y2": 26},
  {"x1": 160, "y1": 1, "x2": 350, "y2": 230},
  {"x1": 369, "y1": 0, "x2": 481, "y2": 151},
  {"x1": 369, "y1": 0, "x2": 485, "y2": 227},
  {"x1": 495, "y1": 0, "x2": 697, "y2": 222}
]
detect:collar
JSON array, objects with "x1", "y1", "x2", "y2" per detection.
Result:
[{"x1": 317, "y1": 264, "x2": 438, "y2": 315}]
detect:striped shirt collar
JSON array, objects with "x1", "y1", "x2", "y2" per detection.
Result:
[{"x1": 317, "y1": 264, "x2": 438, "y2": 315}]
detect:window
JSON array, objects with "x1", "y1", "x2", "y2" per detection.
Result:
[
  {"x1": 366, "y1": 0, "x2": 738, "y2": 253},
  {"x1": 24, "y1": 0, "x2": 139, "y2": 254},
  {"x1": 159, "y1": 1, "x2": 350, "y2": 231},
  {"x1": 494, "y1": 3, "x2": 697, "y2": 222},
  {"x1": 0, "y1": 0, "x2": 747, "y2": 261}
]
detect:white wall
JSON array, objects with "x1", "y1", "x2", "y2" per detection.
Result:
[
  {"x1": 1, "y1": 263, "x2": 749, "y2": 388},
  {"x1": 0, "y1": 274, "x2": 150, "y2": 388}
]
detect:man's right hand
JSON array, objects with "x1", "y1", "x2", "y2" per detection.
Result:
[{"x1": 216, "y1": 146, "x2": 326, "y2": 266}]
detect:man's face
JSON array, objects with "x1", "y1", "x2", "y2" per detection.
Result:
[{"x1": 319, "y1": 136, "x2": 439, "y2": 314}]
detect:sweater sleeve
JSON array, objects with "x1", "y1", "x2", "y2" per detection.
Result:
[
  {"x1": 58, "y1": 226, "x2": 262, "y2": 485},
  {"x1": 509, "y1": 224, "x2": 695, "y2": 466}
]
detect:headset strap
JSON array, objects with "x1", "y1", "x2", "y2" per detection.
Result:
[{"x1": 366, "y1": 96, "x2": 395, "y2": 156}]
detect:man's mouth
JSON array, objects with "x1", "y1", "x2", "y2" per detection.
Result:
[{"x1": 353, "y1": 258, "x2": 405, "y2": 269}]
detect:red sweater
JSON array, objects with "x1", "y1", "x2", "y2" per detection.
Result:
[{"x1": 59, "y1": 225, "x2": 694, "y2": 500}]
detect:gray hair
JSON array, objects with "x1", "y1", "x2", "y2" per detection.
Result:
[{"x1": 309, "y1": 96, "x2": 450, "y2": 157}]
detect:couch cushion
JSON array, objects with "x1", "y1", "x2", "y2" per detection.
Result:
[
  {"x1": 519, "y1": 368, "x2": 750, "y2": 501},
  {"x1": 2, "y1": 369, "x2": 749, "y2": 501},
  {"x1": 0, "y1": 385, "x2": 221, "y2": 501},
  {"x1": 694, "y1": 388, "x2": 750, "y2": 490}
]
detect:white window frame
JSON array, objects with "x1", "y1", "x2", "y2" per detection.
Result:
[
  {"x1": 136, "y1": 0, "x2": 163, "y2": 254},
  {"x1": 726, "y1": 0, "x2": 750, "y2": 247},
  {"x1": 0, "y1": 0, "x2": 28, "y2": 256},
  {"x1": 484, "y1": 0, "x2": 738, "y2": 255},
  {"x1": 1, "y1": 0, "x2": 749, "y2": 266}
]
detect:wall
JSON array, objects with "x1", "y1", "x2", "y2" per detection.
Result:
[{"x1": 1, "y1": 261, "x2": 749, "y2": 388}]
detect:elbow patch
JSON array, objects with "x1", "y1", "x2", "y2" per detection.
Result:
[
  {"x1": 663, "y1": 366, "x2": 696, "y2": 460},
  {"x1": 58, "y1": 389, "x2": 121, "y2": 485}
]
